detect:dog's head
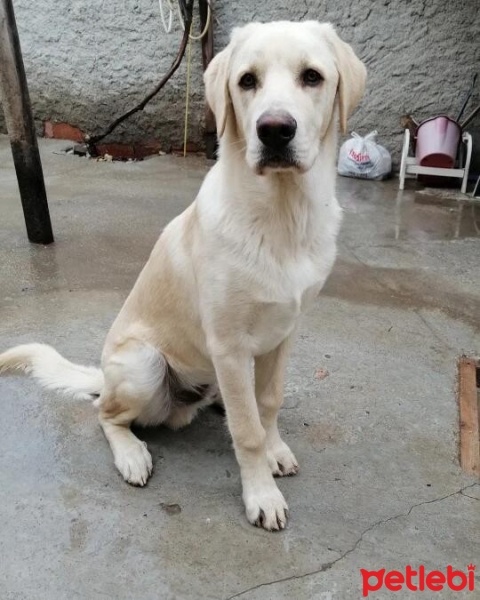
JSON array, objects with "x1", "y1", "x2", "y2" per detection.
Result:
[{"x1": 204, "y1": 21, "x2": 366, "y2": 175}]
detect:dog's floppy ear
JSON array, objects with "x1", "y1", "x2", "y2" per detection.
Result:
[
  {"x1": 204, "y1": 44, "x2": 233, "y2": 138},
  {"x1": 319, "y1": 23, "x2": 367, "y2": 134}
]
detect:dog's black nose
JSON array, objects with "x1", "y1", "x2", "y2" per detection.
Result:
[{"x1": 256, "y1": 112, "x2": 297, "y2": 150}]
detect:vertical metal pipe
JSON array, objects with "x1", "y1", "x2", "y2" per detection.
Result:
[
  {"x1": 199, "y1": 0, "x2": 217, "y2": 159},
  {"x1": 0, "y1": 0, "x2": 54, "y2": 244}
]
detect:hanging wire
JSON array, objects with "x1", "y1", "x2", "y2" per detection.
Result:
[
  {"x1": 85, "y1": 0, "x2": 194, "y2": 152},
  {"x1": 159, "y1": 0, "x2": 174, "y2": 33},
  {"x1": 177, "y1": 0, "x2": 211, "y2": 39}
]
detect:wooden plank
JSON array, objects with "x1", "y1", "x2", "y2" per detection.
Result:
[
  {"x1": 458, "y1": 357, "x2": 480, "y2": 477},
  {"x1": 0, "y1": 0, "x2": 53, "y2": 244}
]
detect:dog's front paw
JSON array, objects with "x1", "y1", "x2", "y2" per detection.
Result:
[
  {"x1": 267, "y1": 440, "x2": 299, "y2": 477},
  {"x1": 243, "y1": 483, "x2": 289, "y2": 531},
  {"x1": 114, "y1": 440, "x2": 153, "y2": 487}
]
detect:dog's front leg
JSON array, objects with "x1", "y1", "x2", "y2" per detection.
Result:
[
  {"x1": 212, "y1": 353, "x2": 288, "y2": 531},
  {"x1": 255, "y1": 339, "x2": 299, "y2": 477}
]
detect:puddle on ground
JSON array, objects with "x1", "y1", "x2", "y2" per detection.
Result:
[
  {"x1": 339, "y1": 180, "x2": 480, "y2": 241},
  {"x1": 393, "y1": 189, "x2": 480, "y2": 241},
  {"x1": 324, "y1": 259, "x2": 480, "y2": 331}
]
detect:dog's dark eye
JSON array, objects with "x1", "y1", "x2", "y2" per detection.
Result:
[
  {"x1": 302, "y1": 69, "x2": 323, "y2": 87},
  {"x1": 239, "y1": 73, "x2": 257, "y2": 90}
]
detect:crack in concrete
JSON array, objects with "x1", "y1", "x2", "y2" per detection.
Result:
[
  {"x1": 224, "y1": 483, "x2": 477, "y2": 600},
  {"x1": 413, "y1": 310, "x2": 455, "y2": 353},
  {"x1": 460, "y1": 490, "x2": 480, "y2": 501}
]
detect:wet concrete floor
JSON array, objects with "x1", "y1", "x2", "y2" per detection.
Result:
[{"x1": 0, "y1": 137, "x2": 479, "y2": 599}]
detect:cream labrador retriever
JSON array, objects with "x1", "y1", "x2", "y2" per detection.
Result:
[{"x1": 0, "y1": 21, "x2": 365, "y2": 530}]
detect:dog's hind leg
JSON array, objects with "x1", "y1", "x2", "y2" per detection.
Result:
[
  {"x1": 163, "y1": 382, "x2": 220, "y2": 429},
  {"x1": 96, "y1": 340, "x2": 167, "y2": 486}
]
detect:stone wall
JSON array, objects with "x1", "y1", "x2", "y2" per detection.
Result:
[{"x1": 1, "y1": 0, "x2": 479, "y2": 166}]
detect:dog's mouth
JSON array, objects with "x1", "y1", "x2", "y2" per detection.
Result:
[{"x1": 256, "y1": 148, "x2": 301, "y2": 175}]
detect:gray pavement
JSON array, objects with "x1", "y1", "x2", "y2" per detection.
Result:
[{"x1": 0, "y1": 136, "x2": 479, "y2": 600}]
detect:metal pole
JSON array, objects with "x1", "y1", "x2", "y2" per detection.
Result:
[
  {"x1": 0, "y1": 0, "x2": 53, "y2": 244},
  {"x1": 199, "y1": 0, "x2": 216, "y2": 159}
]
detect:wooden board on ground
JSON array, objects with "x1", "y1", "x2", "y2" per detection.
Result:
[{"x1": 458, "y1": 356, "x2": 480, "y2": 477}]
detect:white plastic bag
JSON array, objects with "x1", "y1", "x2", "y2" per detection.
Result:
[{"x1": 337, "y1": 131, "x2": 391, "y2": 180}]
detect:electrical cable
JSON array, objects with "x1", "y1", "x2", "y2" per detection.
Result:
[
  {"x1": 159, "y1": 0, "x2": 173, "y2": 33},
  {"x1": 177, "y1": 0, "x2": 211, "y2": 40},
  {"x1": 85, "y1": 0, "x2": 195, "y2": 153}
]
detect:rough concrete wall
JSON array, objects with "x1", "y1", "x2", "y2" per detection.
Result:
[
  {"x1": 2, "y1": 0, "x2": 208, "y2": 151},
  {"x1": 1, "y1": 0, "x2": 479, "y2": 165}
]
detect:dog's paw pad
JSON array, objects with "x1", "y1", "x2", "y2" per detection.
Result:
[
  {"x1": 244, "y1": 486, "x2": 288, "y2": 531},
  {"x1": 267, "y1": 442, "x2": 299, "y2": 477},
  {"x1": 114, "y1": 441, "x2": 153, "y2": 487}
]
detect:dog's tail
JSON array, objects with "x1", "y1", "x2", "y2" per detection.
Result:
[{"x1": 0, "y1": 343, "x2": 104, "y2": 400}]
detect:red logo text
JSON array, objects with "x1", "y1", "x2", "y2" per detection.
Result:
[
  {"x1": 360, "y1": 565, "x2": 476, "y2": 597},
  {"x1": 349, "y1": 149, "x2": 371, "y2": 163}
]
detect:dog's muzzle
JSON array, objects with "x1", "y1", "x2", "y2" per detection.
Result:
[{"x1": 256, "y1": 111, "x2": 299, "y2": 171}]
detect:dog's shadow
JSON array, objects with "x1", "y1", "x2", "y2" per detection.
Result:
[{"x1": 133, "y1": 405, "x2": 233, "y2": 463}]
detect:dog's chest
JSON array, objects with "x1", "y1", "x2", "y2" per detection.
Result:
[
  {"x1": 247, "y1": 251, "x2": 328, "y2": 354},
  {"x1": 249, "y1": 298, "x2": 304, "y2": 355}
]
